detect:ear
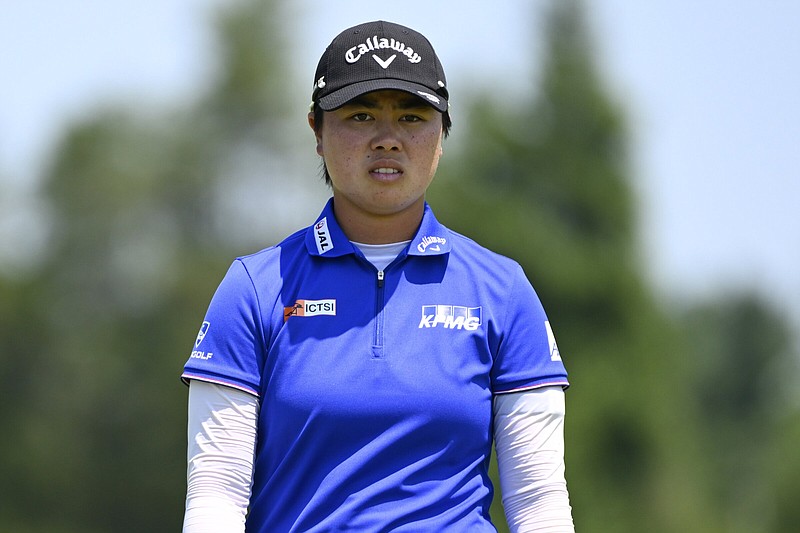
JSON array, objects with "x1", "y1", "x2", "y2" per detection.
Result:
[{"x1": 308, "y1": 112, "x2": 323, "y2": 156}]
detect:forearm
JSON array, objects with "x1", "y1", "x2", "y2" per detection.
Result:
[
  {"x1": 183, "y1": 380, "x2": 259, "y2": 533},
  {"x1": 494, "y1": 387, "x2": 575, "y2": 533}
]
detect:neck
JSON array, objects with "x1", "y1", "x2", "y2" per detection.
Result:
[{"x1": 332, "y1": 197, "x2": 424, "y2": 244}]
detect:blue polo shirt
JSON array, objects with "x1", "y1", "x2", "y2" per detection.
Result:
[{"x1": 183, "y1": 199, "x2": 569, "y2": 532}]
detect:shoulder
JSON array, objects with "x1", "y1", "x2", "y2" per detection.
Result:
[
  {"x1": 445, "y1": 227, "x2": 523, "y2": 275},
  {"x1": 235, "y1": 226, "x2": 308, "y2": 273}
]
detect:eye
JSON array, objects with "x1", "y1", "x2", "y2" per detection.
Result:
[
  {"x1": 350, "y1": 112, "x2": 372, "y2": 122},
  {"x1": 400, "y1": 114, "x2": 424, "y2": 123}
]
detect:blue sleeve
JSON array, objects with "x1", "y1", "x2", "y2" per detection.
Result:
[
  {"x1": 491, "y1": 264, "x2": 569, "y2": 394},
  {"x1": 182, "y1": 260, "x2": 266, "y2": 396}
]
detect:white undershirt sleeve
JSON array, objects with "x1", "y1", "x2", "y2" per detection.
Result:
[
  {"x1": 183, "y1": 380, "x2": 259, "y2": 533},
  {"x1": 493, "y1": 386, "x2": 575, "y2": 533}
]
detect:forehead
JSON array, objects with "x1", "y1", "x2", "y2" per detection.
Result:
[{"x1": 341, "y1": 90, "x2": 437, "y2": 111}]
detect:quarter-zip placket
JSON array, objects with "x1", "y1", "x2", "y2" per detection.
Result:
[{"x1": 372, "y1": 269, "x2": 386, "y2": 359}]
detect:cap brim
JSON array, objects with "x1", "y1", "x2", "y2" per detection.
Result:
[{"x1": 317, "y1": 79, "x2": 448, "y2": 112}]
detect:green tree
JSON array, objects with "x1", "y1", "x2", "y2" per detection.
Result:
[
  {"x1": 0, "y1": 1, "x2": 297, "y2": 531},
  {"x1": 430, "y1": 1, "x2": 711, "y2": 530},
  {"x1": 768, "y1": 407, "x2": 800, "y2": 530},
  {"x1": 3, "y1": 0, "x2": 797, "y2": 531},
  {"x1": 682, "y1": 293, "x2": 799, "y2": 532}
]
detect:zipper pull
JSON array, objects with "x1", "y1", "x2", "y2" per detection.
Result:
[{"x1": 377, "y1": 270, "x2": 384, "y2": 288}]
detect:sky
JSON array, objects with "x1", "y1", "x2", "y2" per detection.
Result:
[{"x1": 1, "y1": 0, "x2": 798, "y2": 329}]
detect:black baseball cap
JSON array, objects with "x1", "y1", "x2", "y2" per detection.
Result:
[{"x1": 312, "y1": 20, "x2": 449, "y2": 112}]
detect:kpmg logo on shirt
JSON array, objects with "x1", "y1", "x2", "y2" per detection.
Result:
[
  {"x1": 419, "y1": 305, "x2": 482, "y2": 331},
  {"x1": 284, "y1": 299, "x2": 337, "y2": 322}
]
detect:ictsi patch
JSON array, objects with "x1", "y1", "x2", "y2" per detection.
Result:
[{"x1": 284, "y1": 299, "x2": 337, "y2": 321}]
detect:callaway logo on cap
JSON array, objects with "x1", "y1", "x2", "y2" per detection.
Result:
[{"x1": 312, "y1": 20, "x2": 449, "y2": 112}]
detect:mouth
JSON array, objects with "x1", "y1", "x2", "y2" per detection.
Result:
[
  {"x1": 369, "y1": 162, "x2": 403, "y2": 181},
  {"x1": 372, "y1": 167, "x2": 402, "y2": 175}
]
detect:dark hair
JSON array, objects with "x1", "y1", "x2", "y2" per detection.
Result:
[{"x1": 312, "y1": 104, "x2": 452, "y2": 185}]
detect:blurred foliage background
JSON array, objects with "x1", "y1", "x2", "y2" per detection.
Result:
[{"x1": 1, "y1": 0, "x2": 798, "y2": 531}]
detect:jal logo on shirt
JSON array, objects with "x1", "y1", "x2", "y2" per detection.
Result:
[
  {"x1": 284, "y1": 299, "x2": 337, "y2": 322},
  {"x1": 315, "y1": 217, "x2": 334, "y2": 255}
]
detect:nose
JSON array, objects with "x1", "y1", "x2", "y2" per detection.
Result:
[{"x1": 371, "y1": 118, "x2": 402, "y2": 152}]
